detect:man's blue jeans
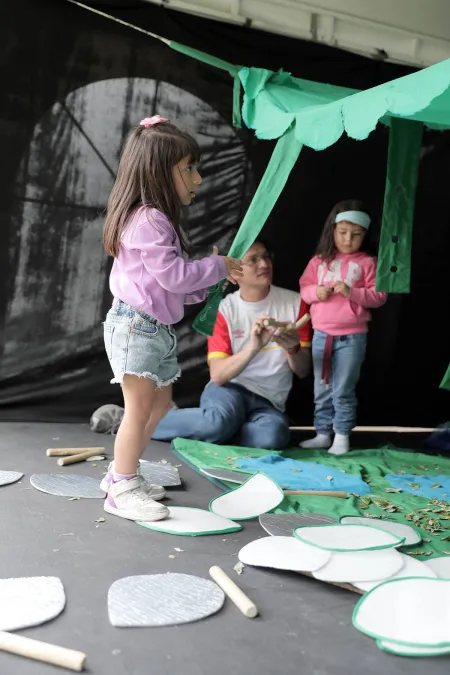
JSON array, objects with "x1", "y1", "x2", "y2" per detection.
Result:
[
  {"x1": 153, "y1": 382, "x2": 291, "y2": 450},
  {"x1": 313, "y1": 330, "x2": 367, "y2": 435}
]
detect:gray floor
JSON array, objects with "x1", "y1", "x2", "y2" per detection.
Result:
[{"x1": 0, "y1": 422, "x2": 448, "y2": 675}]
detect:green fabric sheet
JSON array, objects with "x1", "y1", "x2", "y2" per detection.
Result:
[
  {"x1": 193, "y1": 127, "x2": 303, "y2": 335},
  {"x1": 173, "y1": 438, "x2": 450, "y2": 560},
  {"x1": 376, "y1": 118, "x2": 423, "y2": 293},
  {"x1": 441, "y1": 364, "x2": 450, "y2": 391}
]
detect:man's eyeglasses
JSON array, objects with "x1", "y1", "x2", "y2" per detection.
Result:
[{"x1": 242, "y1": 252, "x2": 274, "y2": 267}]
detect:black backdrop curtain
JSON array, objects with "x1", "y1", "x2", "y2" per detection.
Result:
[{"x1": 0, "y1": 0, "x2": 448, "y2": 426}]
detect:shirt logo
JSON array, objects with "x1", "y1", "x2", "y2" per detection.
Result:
[{"x1": 232, "y1": 329, "x2": 245, "y2": 339}]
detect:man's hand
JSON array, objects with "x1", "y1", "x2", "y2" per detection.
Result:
[
  {"x1": 316, "y1": 285, "x2": 332, "y2": 301},
  {"x1": 272, "y1": 326, "x2": 299, "y2": 352},
  {"x1": 249, "y1": 316, "x2": 275, "y2": 353},
  {"x1": 333, "y1": 281, "x2": 350, "y2": 297}
]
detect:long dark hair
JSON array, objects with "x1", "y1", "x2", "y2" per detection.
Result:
[
  {"x1": 103, "y1": 121, "x2": 200, "y2": 257},
  {"x1": 316, "y1": 199, "x2": 373, "y2": 263}
]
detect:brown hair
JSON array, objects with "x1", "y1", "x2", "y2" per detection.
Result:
[
  {"x1": 103, "y1": 121, "x2": 200, "y2": 257},
  {"x1": 316, "y1": 199, "x2": 373, "y2": 263}
]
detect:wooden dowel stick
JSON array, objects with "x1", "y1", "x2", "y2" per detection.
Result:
[
  {"x1": 0, "y1": 631, "x2": 86, "y2": 672},
  {"x1": 57, "y1": 450, "x2": 104, "y2": 466},
  {"x1": 263, "y1": 313, "x2": 310, "y2": 330},
  {"x1": 291, "y1": 425, "x2": 435, "y2": 433},
  {"x1": 47, "y1": 448, "x2": 105, "y2": 457},
  {"x1": 283, "y1": 489, "x2": 347, "y2": 498},
  {"x1": 209, "y1": 566, "x2": 258, "y2": 618}
]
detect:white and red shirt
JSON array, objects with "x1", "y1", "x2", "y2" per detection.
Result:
[{"x1": 207, "y1": 285, "x2": 312, "y2": 412}]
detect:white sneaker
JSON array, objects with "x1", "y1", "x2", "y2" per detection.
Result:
[
  {"x1": 104, "y1": 477, "x2": 169, "y2": 521},
  {"x1": 299, "y1": 433, "x2": 332, "y2": 449},
  {"x1": 100, "y1": 461, "x2": 165, "y2": 500}
]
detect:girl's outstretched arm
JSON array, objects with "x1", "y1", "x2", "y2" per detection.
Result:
[{"x1": 133, "y1": 213, "x2": 227, "y2": 294}]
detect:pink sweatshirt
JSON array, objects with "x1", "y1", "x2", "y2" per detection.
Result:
[
  {"x1": 300, "y1": 252, "x2": 387, "y2": 336},
  {"x1": 109, "y1": 206, "x2": 227, "y2": 325}
]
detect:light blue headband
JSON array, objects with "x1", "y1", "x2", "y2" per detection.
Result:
[{"x1": 335, "y1": 210, "x2": 371, "y2": 230}]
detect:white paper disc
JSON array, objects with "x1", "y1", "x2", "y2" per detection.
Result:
[
  {"x1": 108, "y1": 573, "x2": 224, "y2": 627},
  {"x1": 200, "y1": 468, "x2": 248, "y2": 484},
  {"x1": 139, "y1": 460, "x2": 181, "y2": 487},
  {"x1": 238, "y1": 536, "x2": 330, "y2": 572},
  {"x1": 0, "y1": 471, "x2": 24, "y2": 487},
  {"x1": 0, "y1": 577, "x2": 65, "y2": 631},
  {"x1": 340, "y1": 516, "x2": 421, "y2": 547},
  {"x1": 313, "y1": 549, "x2": 404, "y2": 583},
  {"x1": 424, "y1": 556, "x2": 450, "y2": 579},
  {"x1": 259, "y1": 512, "x2": 336, "y2": 537},
  {"x1": 294, "y1": 524, "x2": 404, "y2": 552},
  {"x1": 209, "y1": 472, "x2": 284, "y2": 521},
  {"x1": 30, "y1": 474, "x2": 105, "y2": 498},
  {"x1": 377, "y1": 639, "x2": 450, "y2": 657},
  {"x1": 354, "y1": 552, "x2": 437, "y2": 592},
  {"x1": 137, "y1": 506, "x2": 242, "y2": 536},
  {"x1": 353, "y1": 577, "x2": 450, "y2": 647}
]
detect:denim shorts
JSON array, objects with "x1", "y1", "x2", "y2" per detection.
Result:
[{"x1": 103, "y1": 300, "x2": 180, "y2": 388}]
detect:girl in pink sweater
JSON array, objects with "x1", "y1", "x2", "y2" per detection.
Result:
[{"x1": 299, "y1": 200, "x2": 387, "y2": 455}]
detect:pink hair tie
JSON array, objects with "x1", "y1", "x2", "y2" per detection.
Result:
[{"x1": 140, "y1": 115, "x2": 169, "y2": 128}]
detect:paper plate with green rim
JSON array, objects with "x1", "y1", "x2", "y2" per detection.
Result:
[
  {"x1": 424, "y1": 556, "x2": 450, "y2": 579},
  {"x1": 209, "y1": 472, "x2": 285, "y2": 521},
  {"x1": 137, "y1": 506, "x2": 242, "y2": 536},
  {"x1": 293, "y1": 523, "x2": 405, "y2": 552},
  {"x1": 313, "y1": 548, "x2": 404, "y2": 584},
  {"x1": 352, "y1": 577, "x2": 450, "y2": 649},
  {"x1": 353, "y1": 551, "x2": 436, "y2": 592},
  {"x1": 339, "y1": 515, "x2": 421, "y2": 547},
  {"x1": 238, "y1": 535, "x2": 331, "y2": 573},
  {"x1": 377, "y1": 639, "x2": 450, "y2": 657}
]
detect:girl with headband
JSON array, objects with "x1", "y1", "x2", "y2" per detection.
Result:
[{"x1": 299, "y1": 199, "x2": 387, "y2": 455}]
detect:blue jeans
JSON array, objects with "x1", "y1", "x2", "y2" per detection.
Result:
[
  {"x1": 153, "y1": 382, "x2": 291, "y2": 450},
  {"x1": 313, "y1": 330, "x2": 367, "y2": 435}
]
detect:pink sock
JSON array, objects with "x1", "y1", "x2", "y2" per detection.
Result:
[{"x1": 113, "y1": 472, "x2": 137, "y2": 482}]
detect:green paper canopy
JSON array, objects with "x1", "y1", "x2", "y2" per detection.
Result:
[{"x1": 240, "y1": 60, "x2": 450, "y2": 148}]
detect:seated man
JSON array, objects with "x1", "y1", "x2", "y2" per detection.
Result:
[{"x1": 153, "y1": 240, "x2": 312, "y2": 450}]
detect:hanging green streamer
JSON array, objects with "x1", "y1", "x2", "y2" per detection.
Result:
[
  {"x1": 232, "y1": 73, "x2": 242, "y2": 129},
  {"x1": 376, "y1": 118, "x2": 423, "y2": 293},
  {"x1": 193, "y1": 126, "x2": 303, "y2": 335}
]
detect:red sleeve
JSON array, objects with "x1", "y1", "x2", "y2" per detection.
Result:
[
  {"x1": 207, "y1": 311, "x2": 232, "y2": 363},
  {"x1": 296, "y1": 298, "x2": 312, "y2": 347}
]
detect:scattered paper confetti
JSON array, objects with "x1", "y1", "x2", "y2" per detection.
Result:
[
  {"x1": 174, "y1": 548, "x2": 184, "y2": 553},
  {"x1": 68, "y1": 497, "x2": 80, "y2": 501},
  {"x1": 94, "y1": 517, "x2": 105, "y2": 523},
  {"x1": 233, "y1": 562, "x2": 244, "y2": 575}
]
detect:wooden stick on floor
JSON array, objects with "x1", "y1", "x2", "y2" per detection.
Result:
[
  {"x1": 283, "y1": 489, "x2": 347, "y2": 498},
  {"x1": 209, "y1": 566, "x2": 258, "y2": 618},
  {"x1": 291, "y1": 425, "x2": 435, "y2": 433},
  {"x1": 47, "y1": 448, "x2": 105, "y2": 457},
  {"x1": 0, "y1": 631, "x2": 86, "y2": 672},
  {"x1": 57, "y1": 450, "x2": 105, "y2": 466}
]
